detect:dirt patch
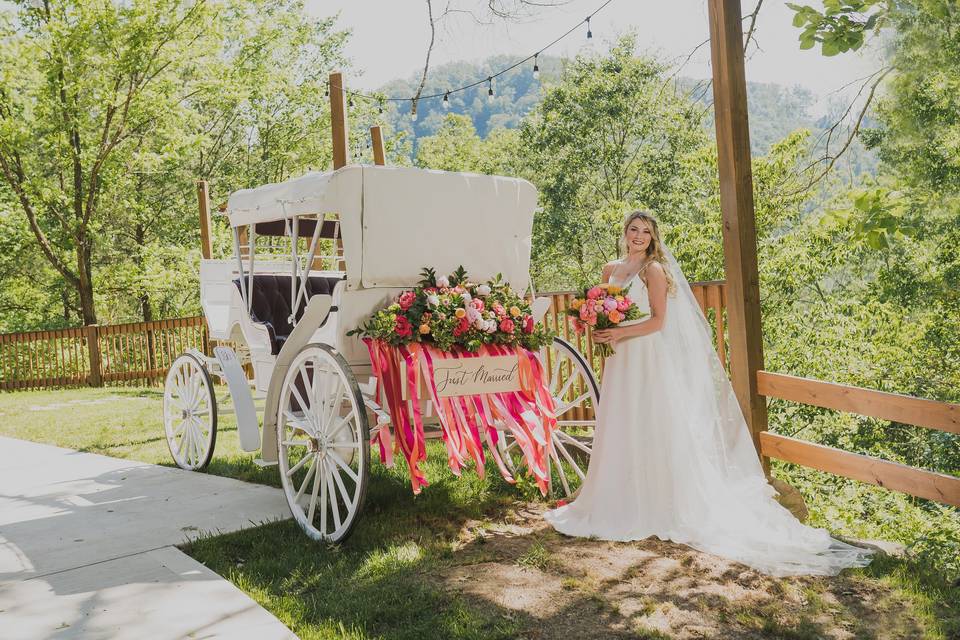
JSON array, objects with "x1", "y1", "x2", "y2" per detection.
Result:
[{"x1": 428, "y1": 502, "x2": 926, "y2": 639}]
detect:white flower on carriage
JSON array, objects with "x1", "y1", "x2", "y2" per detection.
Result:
[
  {"x1": 426, "y1": 293, "x2": 440, "y2": 307},
  {"x1": 476, "y1": 284, "x2": 492, "y2": 296},
  {"x1": 484, "y1": 320, "x2": 498, "y2": 333},
  {"x1": 461, "y1": 291, "x2": 472, "y2": 303},
  {"x1": 436, "y1": 276, "x2": 450, "y2": 288},
  {"x1": 466, "y1": 307, "x2": 482, "y2": 324}
]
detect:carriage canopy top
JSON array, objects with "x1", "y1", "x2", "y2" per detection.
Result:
[{"x1": 225, "y1": 165, "x2": 538, "y2": 291}]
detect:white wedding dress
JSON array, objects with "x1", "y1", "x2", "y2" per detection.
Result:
[{"x1": 544, "y1": 256, "x2": 873, "y2": 577}]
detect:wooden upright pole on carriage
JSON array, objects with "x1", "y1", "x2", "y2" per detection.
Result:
[
  {"x1": 708, "y1": 0, "x2": 769, "y2": 473},
  {"x1": 329, "y1": 72, "x2": 349, "y2": 170},
  {"x1": 197, "y1": 180, "x2": 213, "y2": 260},
  {"x1": 370, "y1": 126, "x2": 386, "y2": 165}
]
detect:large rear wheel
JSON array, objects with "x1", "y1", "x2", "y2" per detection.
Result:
[
  {"x1": 276, "y1": 344, "x2": 370, "y2": 542},
  {"x1": 498, "y1": 337, "x2": 599, "y2": 498}
]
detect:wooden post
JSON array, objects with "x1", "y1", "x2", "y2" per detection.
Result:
[
  {"x1": 707, "y1": 0, "x2": 769, "y2": 472},
  {"x1": 197, "y1": 180, "x2": 213, "y2": 259},
  {"x1": 370, "y1": 125, "x2": 386, "y2": 166},
  {"x1": 85, "y1": 324, "x2": 103, "y2": 387},
  {"x1": 329, "y1": 72, "x2": 349, "y2": 170}
]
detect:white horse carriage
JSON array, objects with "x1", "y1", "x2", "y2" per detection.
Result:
[{"x1": 163, "y1": 165, "x2": 600, "y2": 541}]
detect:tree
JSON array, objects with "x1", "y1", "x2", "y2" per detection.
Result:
[
  {"x1": 0, "y1": 0, "x2": 353, "y2": 327},
  {"x1": 0, "y1": 0, "x2": 222, "y2": 325},
  {"x1": 519, "y1": 36, "x2": 708, "y2": 288}
]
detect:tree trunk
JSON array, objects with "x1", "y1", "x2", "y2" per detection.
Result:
[{"x1": 76, "y1": 236, "x2": 97, "y2": 326}]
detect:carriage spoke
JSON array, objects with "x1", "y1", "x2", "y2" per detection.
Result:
[
  {"x1": 556, "y1": 368, "x2": 580, "y2": 403},
  {"x1": 555, "y1": 391, "x2": 591, "y2": 416},
  {"x1": 328, "y1": 450, "x2": 359, "y2": 483},
  {"x1": 322, "y1": 382, "x2": 345, "y2": 433},
  {"x1": 285, "y1": 451, "x2": 312, "y2": 476},
  {"x1": 549, "y1": 352, "x2": 562, "y2": 394},
  {"x1": 283, "y1": 410, "x2": 315, "y2": 437},
  {"x1": 307, "y1": 457, "x2": 324, "y2": 524},
  {"x1": 554, "y1": 436, "x2": 586, "y2": 481},
  {"x1": 325, "y1": 463, "x2": 342, "y2": 532},
  {"x1": 289, "y1": 380, "x2": 313, "y2": 425},
  {"x1": 318, "y1": 460, "x2": 329, "y2": 535},
  {"x1": 551, "y1": 448, "x2": 573, "y2": 496},
  {"x1": 294, "y1": 455, "x2": 317, "y2": 503},
  {"x1": 555, "y1": 429, "x2": 593, "y2": 455},
  {"x1": 329, "y1": 462, "x2": 354, "y2": 512},
  {"x1": 325, "y1": 410, "x2": 355, "y2": 440}
]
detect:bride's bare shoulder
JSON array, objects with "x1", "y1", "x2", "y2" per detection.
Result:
[{"x1": 601, "y1": 261, "x2": 619, "y2": 283}]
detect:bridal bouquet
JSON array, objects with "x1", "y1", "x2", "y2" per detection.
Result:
[
  {"x1": 567, "y1": 283, "x2": 646, "y2": 357},
  {"x1": 348, "y1": 266, "x2": 554, "y2": 352}
]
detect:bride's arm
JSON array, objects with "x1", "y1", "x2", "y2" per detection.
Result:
[{"x1": 595, "y1": 263, "x2": 667, "y2": 343}]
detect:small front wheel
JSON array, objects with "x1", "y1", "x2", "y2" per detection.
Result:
[
  {"x1": 276, "y1": 344, "x2": 370, "y2": 543},
  {"x1": 163, "y1": 353, "x2": 218, "y2": 470}
]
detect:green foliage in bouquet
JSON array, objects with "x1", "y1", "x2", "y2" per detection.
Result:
[{"x1": 348, "y1": 267, "x2": 554, "y2": 352}]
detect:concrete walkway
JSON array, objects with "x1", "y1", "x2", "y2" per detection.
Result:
[{"x1": 0, "y1": 437, "x2": 297, "y2": 639}]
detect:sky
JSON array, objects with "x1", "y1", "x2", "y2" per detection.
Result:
[{"x1": 306, "y1": 0, "x2": 882, "y2": 116}]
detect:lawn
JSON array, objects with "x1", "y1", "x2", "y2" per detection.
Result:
[{"x1": 2, "y1": 387, "x2": 958, "y2": 639}]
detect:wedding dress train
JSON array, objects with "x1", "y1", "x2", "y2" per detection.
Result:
[{"x1": 544, "y1": 260, "x2": 873, "y2": 577}]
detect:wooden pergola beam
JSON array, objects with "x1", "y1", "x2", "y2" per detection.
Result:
[
  {"x1": 196, "y1": 180, "x2": 213, "y2": 260},
  {"x1": 708, "y1": 0, "x2": 769, "y2": 470},
  {"x1": 370, "y1": 126, "x2": 386, "y2": 166}
]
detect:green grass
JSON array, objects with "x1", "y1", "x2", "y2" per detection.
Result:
[{"x1": 3, "y1": 387, "x2": 959, "y2": 639}]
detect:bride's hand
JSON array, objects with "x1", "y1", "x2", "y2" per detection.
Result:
[{"x1": 593, "y1": 328, "x2": 619, "y2": 344}]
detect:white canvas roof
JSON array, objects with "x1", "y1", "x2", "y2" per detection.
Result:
[{"x1": 225, "y1": 165, "x2": 537, "y2": 291}]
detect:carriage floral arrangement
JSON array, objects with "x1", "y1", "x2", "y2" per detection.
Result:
[
  {"x1": 349, "y1": 266, "x2": 559, "y2": 494},
  {"x1": 348, "y1": 266, "x2": 553, "y2": 352}
]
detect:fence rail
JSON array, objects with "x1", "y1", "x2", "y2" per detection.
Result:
[
  {"x1": 0, "y1": 283, "x2": 728, "y2": 392},
  {"x1": 0, "y1": 316, "x2": 209, "y2": 390},
  {"x1": 758, "y1": 371, "x2": 960, "y2": 508}
]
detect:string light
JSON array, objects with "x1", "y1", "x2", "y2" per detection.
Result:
[{"x1": 331, "y1": 0, "x2": 613, "y2": 109}]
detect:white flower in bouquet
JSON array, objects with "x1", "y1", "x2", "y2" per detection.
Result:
[
  {"x1": 427, "y1": 293, "x2": 440, "y2": 307},
  {"x1": 484, "y1": 320, "x2": 497, "y2": 333},
  {"x1": 461, "y1": 291, "x2": 472, "y2": 302},
  {"x1": 436, "y1": 276, "x2": 450, "y2": 287},
  {"x1": 476, "y1": 284, "x2": 491, "y2": 296}
]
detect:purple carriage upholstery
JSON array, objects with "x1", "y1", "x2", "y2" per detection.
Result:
[{"x1": 233, "y1": 275, "x2": 342, "y2": 354}]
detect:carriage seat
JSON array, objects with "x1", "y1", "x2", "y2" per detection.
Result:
[{"x1": 233, "y1": 275, "x2": 342, "y2": 354}]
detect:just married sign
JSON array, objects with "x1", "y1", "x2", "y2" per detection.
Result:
[
  {"x1": 431, "y1": 354, "x2": 521, "y2": 397},
  {"x1": 399, "y1": 353, "x2": 521, "y2": 399}
]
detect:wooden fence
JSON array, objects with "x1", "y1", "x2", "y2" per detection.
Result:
[
  {"x1": 0, "y1": 283, "x2": 729, "y2": 392},
  {"x1": 0, "y1": 317, "x2": 208, "y2": 390}
]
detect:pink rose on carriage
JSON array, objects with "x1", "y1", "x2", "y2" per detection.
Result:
[
  {"x1": 586, "y1": 286, "x2": 603, "y2": 300},
  {"x1": 398, "y1": 291, "x2": 416, "y2": 310},
  {"x1": 499, "y1": 318, "x2": 515, "y2": 333}
]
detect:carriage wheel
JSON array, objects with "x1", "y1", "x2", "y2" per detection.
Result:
[
  {"x1": 163, "y1": 353, "x2": 218, "y2": 471},
  {"x1": 277, "y1": 344, "x2": 370, "y2": 543},
  {"x1": 498, "y1": 337, "x2": 599, "y2": 498}
]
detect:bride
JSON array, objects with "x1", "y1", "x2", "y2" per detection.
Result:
[{"x1": 543, "y1": 210, "x2": 873, "y2": 577}]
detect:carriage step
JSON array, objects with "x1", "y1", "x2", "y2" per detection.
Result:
[{"x1": 253, "y1": 458, "x2": 278, "y2": 468}]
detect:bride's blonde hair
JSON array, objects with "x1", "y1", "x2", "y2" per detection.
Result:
[{"x1": 621, "y1": 210, "x2": 676, "y2": 295}]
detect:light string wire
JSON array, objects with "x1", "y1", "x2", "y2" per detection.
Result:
[{"x1": 329, "y1": 0, "x2": 615, "y2": 108}]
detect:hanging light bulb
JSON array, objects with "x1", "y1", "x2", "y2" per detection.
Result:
[
  {"x1": 487, "y1": 77, "x2": 494, "y2": 102},
  {"x1": 586, "y1": 16, "x2": 592, "y2": 39},
  {"x1": 443, "y1": 91, "x2": 450, "y2": 109},
  {"x1": 348, "y1": 94, "x2": 354, "y2": 108},
  {"x1": 378, "y1": 100, "x2": 384, "y2": 115},
  {"x1": 324, "y1": 84, "x2": 329, "y2": 98},
  {"x1": 411, "y1": 99, "x2": 418, "y2": 121},
  {"x1": 532, "y1": 54, "x2": 540, "y2": 80}
]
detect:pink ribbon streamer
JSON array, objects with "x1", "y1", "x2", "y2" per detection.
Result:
[{"x1": 364, "y1": 339, "x2": 556, "y2": 495}]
